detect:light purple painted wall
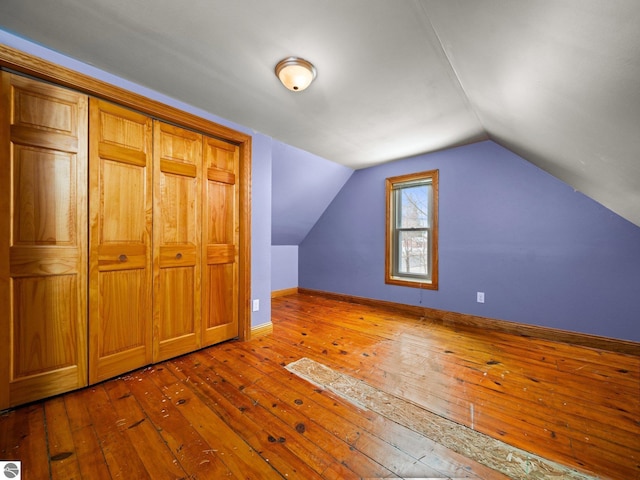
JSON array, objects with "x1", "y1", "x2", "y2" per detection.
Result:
[
  {"x1": 300, "y1": 141, "x2": 640, "y2": 342},
  {"x1": 250, "y1": 135, "x2": 272, "y2": 327},
  {"x1": 272, "y1": 141, "x2": 353, "y2": 245},
  {"x1": 1, "y1": 30, "x2": 272, "y2": 327},
  {"x1": 271, "y1": 246, "x2": 298, "y2": 291}
]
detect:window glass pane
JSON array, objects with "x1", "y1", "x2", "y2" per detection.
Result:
[
  {"x1": 398, "y1": 185, "x2": 430, "y2": 228},
  {"x1": 397, "y1": 230, "x2": 430, "y2": 276}
]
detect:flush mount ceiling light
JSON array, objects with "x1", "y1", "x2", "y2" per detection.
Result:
[{"x1": 275, "y1": 57, "x2": 317, "y2": 92}]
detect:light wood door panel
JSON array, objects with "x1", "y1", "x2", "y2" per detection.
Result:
[
  {"x1": 202, "y1": 137, "x2": 239, "y2": 346},
  {"x1": 0, "y1": 72, "x2": 88, "y2": 409},
  {"x1": 13, "y1": 147, "x2": 75, "y2": 244},
  {"x1": 12, "y1": 276, "x2": 79, "y2": 377},
  {"x1": 153, "y1": 122, "x2": 202, "y2": 361},
  {"x1": 89, "y1": 99, "x2": 153, "y2": 383}
]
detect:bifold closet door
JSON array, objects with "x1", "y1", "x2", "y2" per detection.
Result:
[
  {"x1": 0, "y1": 73, "x2": 88, "y2": 409},
  {"x1": 153, "y1": 122, "x2": 202, "y2": 361},
  {"x1": 202, "y1": 137, "x2": 240, "y2": 346},
  {"x1": 89, "y1": 99, "x2": 153, "y2": 384}
]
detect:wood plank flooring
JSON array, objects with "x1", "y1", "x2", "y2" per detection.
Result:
[{"x1": 1, "y1": 292, "x2": 638, "y2": 479}]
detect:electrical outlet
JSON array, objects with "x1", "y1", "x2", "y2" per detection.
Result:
[
  {"x1": 252, "y1": 299, "x2": 260, "y2": 312},
  {"x1": 477, "y1": 292, "x2": 485, "y2": 303}
]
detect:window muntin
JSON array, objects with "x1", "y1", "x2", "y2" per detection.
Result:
[{"x1": 386, "y1": 170, "x2": 438, "y2": 289}]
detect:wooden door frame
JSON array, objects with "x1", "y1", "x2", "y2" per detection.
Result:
[{"x1": 0, "y1": 44, "x2": 252, "y2": 342}]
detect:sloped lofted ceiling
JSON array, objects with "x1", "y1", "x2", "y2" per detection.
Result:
[{"x1": 1, "y1": 0, "x2": 638, "y2": 225}]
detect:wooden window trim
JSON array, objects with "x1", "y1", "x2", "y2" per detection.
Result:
[{"x1": 385, "y1": 169, "x2": 439, "y2": 290}]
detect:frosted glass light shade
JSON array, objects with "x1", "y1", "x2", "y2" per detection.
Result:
[{"x1": 275, "y1": 57, "x2": 316, "y2": 92}]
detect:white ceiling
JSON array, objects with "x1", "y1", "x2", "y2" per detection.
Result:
[{"x1": 1, "y1": 0, "x2": 639, "y2": 225}]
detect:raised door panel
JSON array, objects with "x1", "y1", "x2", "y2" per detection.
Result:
[
  {"x1": 153, "y1": 122, "x2": 202, "y2": 361},
  {"x1": 89, "y1": 99, "x2": 153, "y2": 383},
  {"x1": 202, "y1": 137, "x2": 239, "y2": 346},
  {"x1": 0, "y1": 73, "x2": 88, "y2": 409}
]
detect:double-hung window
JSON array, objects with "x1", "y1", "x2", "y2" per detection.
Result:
[{"x1": 385, "y1": 170, "x2": 438, "y2": 289}]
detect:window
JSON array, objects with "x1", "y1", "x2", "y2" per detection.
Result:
[{"x1": 385, "y1": 169, "x2": 438, "y2": 289}]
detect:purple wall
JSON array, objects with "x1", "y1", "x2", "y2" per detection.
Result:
[
  {"x1": 300, "y1": 141, "x2": 640, "y2": 342},
  {"x1": 250, "y1": 134, "x2": 273, "y2": 327},
  {"x1": 271, "y1": 246, "x2": 298, "y2": 291},
  {"x1": 272, "y1": 141, "x2": 353, "y2": 245}
]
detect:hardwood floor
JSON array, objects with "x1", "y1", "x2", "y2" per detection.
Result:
[{"x1": 0, "y1": 292, "x2": 638, "y2": 479}]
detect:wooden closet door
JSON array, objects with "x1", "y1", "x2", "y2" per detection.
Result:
[
  {"x1": 202, "y1": 137, "x2": 240, "y2": 346},
  {"x1": 0, "y1": 73, "x2": 88, "y2": 409},
  {"x1": 89, "y1": 99, "x2": 153, "y2": 383},
  {"x1": 153, "y1": 122, "x2": 202, "y2": 361}
]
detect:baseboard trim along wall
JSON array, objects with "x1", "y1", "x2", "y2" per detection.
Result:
[
  {"x1": 272, "y1": 287, "x2": 299, "y2": 298},
  {"x1": 298, "y1": 288, "x2": 639, "y2": 356},
  {"x1": 251, "y1": 322, "x2": 273, "y2": 339}
]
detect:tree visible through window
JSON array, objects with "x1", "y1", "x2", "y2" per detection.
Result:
[{"x1": 385, "y1": 170, "x2": 438, "y2": 289}]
